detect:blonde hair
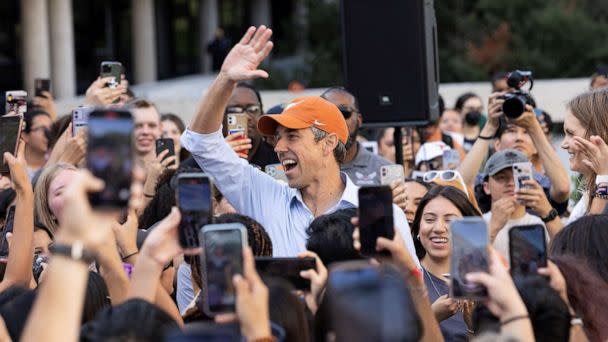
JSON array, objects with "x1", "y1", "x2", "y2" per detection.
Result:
[
  {"x1": 34, "y1": 163, "x2": 78, "y2": 236},
  {"x1": 567, "y1": 88, "x2": 608, "y2": 205}
]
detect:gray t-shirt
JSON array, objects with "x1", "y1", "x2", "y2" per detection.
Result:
[{"x1": 341, "y1": 143, "x2": 393, "y2": 186}]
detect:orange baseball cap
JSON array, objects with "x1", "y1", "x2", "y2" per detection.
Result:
[{"x1": 257, "y1": 96, "x2": 349, "y2": 144}]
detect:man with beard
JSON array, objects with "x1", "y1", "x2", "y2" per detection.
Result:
[{"x1": 321, "y1": 87, "x2": 392, "y2": 186}]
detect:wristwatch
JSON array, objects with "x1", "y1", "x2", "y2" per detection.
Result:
[
  {"x1": 50, "y1": 241, "x2": 95, "y2": 264},
  {"x1": 541, "y1": 208, "x2": 558, "y2": 223}
]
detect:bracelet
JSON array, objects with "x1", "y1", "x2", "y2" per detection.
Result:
[
  {"x1": 144, "y1": 193, "x2": 155, "y2": 198},
  {"x1": 500, "y1": 314, "x2": 529, "y2": 326},
  {"x1": 477, "y1": 134, "x2": 494, "y2": 140},
  {"x1": 592, "y1": 192, "x2": 608, "y2": 200},
  {"x1": 410, "y1": 267, "x2": 423, "y2": 281},
  {"x1": 571, "y1": 317, "x2": 583, "y2": 326},
  {"x1": 595, "y1": 175, "x2": 608, "y2": 185},
  {"x1": 122, "y1": 251, "x2": 139, "y2": 260}
]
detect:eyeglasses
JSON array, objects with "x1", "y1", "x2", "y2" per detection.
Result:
[
  {"x1": 423, "y1": 170, "x2": 469, "y2": 196},
  {"x1": 338, "y1": 105, "x2": 358, "y2": 119},
  {"x1": 226, "y1": 104, "x2": 262, "y2": 116}
]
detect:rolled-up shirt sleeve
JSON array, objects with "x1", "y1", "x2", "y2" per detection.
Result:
[{"x1": 181, "y1": 128, "x2": 287, "y2": 220}]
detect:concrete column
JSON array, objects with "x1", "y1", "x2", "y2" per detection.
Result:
[
  {"x1": 132, "y1": 0, "x2": 157, "y2": 83},
  {"x1": 21, "y1": 0, "x2": 51, "y2": 95},
  {"x1": 251, "y1": 0, "x2": 272, "y2": 27},
  {"x1": 294, "y1": 0, "x2": 309, "y2": 55},
  {"x1": 199, "y1": 0, "x2": 218, "y2": 74},
  {"x1": 49, "y1": 0, "x2": 76, "y2": 98}
]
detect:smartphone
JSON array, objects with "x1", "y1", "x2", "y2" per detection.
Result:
[
  {"x1": 513, "y1": 162, "x2": 533, "y2": 191},
  {"x1": 265, "y1": 163, "x2": 288, "y2": 183},
  {"x1": 442, "y1": 150, "x2": 461, "y2": 170},
  {"x1": 5, "y1": 90, "x2": 27, "y2": 116},
  {"x1": 176, "y1": 173, "x2": 213, "y2": 248},
  {"x1": 380, "y1": 164, "x2": 405, "y2": 185},
  {"x1": 226, "y1": 113, "x2": 248, "y2": 138},
  {"x1": 100, "y1": 61, "x2": 123, "y2": 88},
  {"x1": 34, "y1": 78, "x2": 51, "y2": 97},
  {"x1": 255, "y1": 257, "x2": 316, "y2": 290},
  {"x1": 0, "y1": 115, "x2": 24, "y2": 174},
  {"x1": 200, "y1": 223, "x2": 247, "y2": 316},
  {"x1": 358, "y1": 186, "x2": 394, "y2": 257},
  {"x1": 86, "y1": 109, "x2": 133, "y2": 208},
  {"x1": 509, "y1": 224, "x2": 547, "y2": 277},
  {"x1": 0, "y1": 206, "x2": 16, "y2": 258},
  {"x1": 450, "y1": 217, "x2": 489, "y2": 299},
  {"x1": 72, "y1": 106, "x2": 94, "y2": 136},
  {"x1": 155, "y1": 138, "x2": 175, "y2": 165}
]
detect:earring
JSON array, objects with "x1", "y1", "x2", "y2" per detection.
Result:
[{"x1": 416, "y1": 234, "x2": 420, "y2": 240}]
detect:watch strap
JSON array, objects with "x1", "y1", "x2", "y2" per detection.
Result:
[
  {"x1": 541, "y1": 208, "x2": 558, "y2": 223},
  {"x1": 50, "y1": 241, "x2": 95, "y2": 264}
]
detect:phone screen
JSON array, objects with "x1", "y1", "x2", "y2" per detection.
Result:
[
  {"x1": 358, "y1": 186, "x2": 394, "y2": 256},
  {"x1": 255, "y1": 257, "x2": 316, "y2": 290},
  {"x1": 0, "y1": 116, "x2": 22, "y2": 174},
  {"x1": 201, "y1": 224, "x2": 245, "y2": 315},
  {"x1": 0, "y1": 206, "x2": 16, "y2": 258},
  {"x1": 87, "y1": 110, "x2": 133, "y2": 207},
  {"x1": 177, "y1": 174, "x2": 212, "y2": 248},
  {"x1": 34, "y1": 78, "x2": 50, "y2": 97},
  {"x1": 450, "y1": 218, "x2": 489, "y2": 299},
  {"x1": 509, "y1": 224, "x2": 547, "y2": 277}
]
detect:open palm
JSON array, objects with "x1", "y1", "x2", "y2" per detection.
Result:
[{"x1": 221, "y1": 26, "x2": 274, "y2": 82}]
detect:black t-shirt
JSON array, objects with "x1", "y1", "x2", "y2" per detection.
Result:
[{"x1": 249, "y1": 141, "x2": 279, "y2": 170}]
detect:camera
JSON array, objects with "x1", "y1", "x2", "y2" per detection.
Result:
[{"x1": 501, "y1": 70, "x2": 534, "y2": 119}]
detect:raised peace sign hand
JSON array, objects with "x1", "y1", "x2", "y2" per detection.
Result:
[{"x1": 220, "y1": 26, "x2": 274, "y2": 82}]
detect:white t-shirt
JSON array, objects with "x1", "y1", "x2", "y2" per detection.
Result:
[
  {"x1": 567, "y1": 193, "x2": 588, "y2": 225},
  {"x1": 482, "y1": 212, "x2": 549, "y2": 264}
]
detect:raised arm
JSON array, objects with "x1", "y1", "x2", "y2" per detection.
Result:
[
  {"x1": 459, "y1": 93, "x2": 504, "y2": 188},
  {"x1": 189, "y1": 26, "x2": 273, "y2": 134},
  {"x1": 0, "y1": 142, "x2": 34, "y2": 292},
  {"x1": 513, "y1": 108, "x2": 570, "y2": 203}
]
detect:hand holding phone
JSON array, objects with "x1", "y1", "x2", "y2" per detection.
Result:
[
  {"x1": 450, "y1": 217, "x2": 489, "y2": 299},
  {"x1": 513, "y1": 162, "x2": 533, "y2": 191},
  {"x1": 200, "y1": 223, "x2": 247, "y2": 315},
  {"x1": 72, "y1": 107, "x2": 93, "y2": 136},
  {"x1": 380, "y1": 165, "x2": 405, "y2": 185},
  {"x1": 5, "y1": 90, "x2": 27, "y2": 116},
  {"x1": 255, "y1": 257, "x2": 316, "y2": 290},
  {"x1": 156, "y1": 138, "x2": 176, "y2": 165},
  {"x1": 0, "y1": 206, "x2": 16, "y2": 258},
  {"x1": 100, "y1": 61, "x2": 123, "y2": 89},
  {"x1": 34, "y1": 78, "x2": 51, "y2": 97},
  {"x1": 358, "y1": 186, "x2": 394, "y2": 257}
]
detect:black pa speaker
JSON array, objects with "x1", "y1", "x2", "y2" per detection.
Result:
[{"x1": 341, "y1": 0, "x2": 440, "y2": 127}]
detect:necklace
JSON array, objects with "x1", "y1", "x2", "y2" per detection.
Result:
[{"x1": 424, "y1": 267, "x2": 446, "y2": 298}]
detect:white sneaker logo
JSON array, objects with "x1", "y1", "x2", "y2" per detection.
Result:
[{"x1": 313, "y1": 120, "x2": 326, "y2": 126}]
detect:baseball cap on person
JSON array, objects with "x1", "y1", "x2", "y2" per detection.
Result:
[
  {"x1": 414, "y1": 141, "x2": 451, "y2": 166},
  {"x1": 257, "y1": 96, "x2": 349, "y2": 145},
  {"x1": 483, "y1": 149, "x2": 529, "y2": 177}
]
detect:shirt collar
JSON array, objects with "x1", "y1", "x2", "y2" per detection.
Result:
[{"x1": 290, "y1": 172, "x2": 359, "y2": 208}]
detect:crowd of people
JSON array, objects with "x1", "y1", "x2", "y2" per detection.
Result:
[{"x1": 0, "y1": 25, "x2": 608, "y2": 341}]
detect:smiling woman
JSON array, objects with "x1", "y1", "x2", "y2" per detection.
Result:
[
  {"x1": 410, "y1": 185, "x2": 481, "y2": 341},
  {"x1": 560, "y1": 87, "x2": 608, "y2": 222}
]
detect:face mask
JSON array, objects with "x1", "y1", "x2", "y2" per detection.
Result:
[{"x1": 464, "y1": 111, "x2": 482, "y2": 126}]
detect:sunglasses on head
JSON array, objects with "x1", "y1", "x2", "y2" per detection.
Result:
[
  {"x1": 423, "y1": 170, "x2": 469, "y2": 196},
  {"x1": 338, "y1": 105, "x2": 358, "y2": 119},
  {"x1": 225, "y1": 104, "x2": 262, "y2": 116}
]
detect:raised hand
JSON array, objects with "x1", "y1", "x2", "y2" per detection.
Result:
[
  {"x1": 390, "y1": 180, "x2": 407, "y2": 212},
  {"x1": 3, "y1": 141, "x2": 30, "y2": 194},
  {"x1": 220, "y1": 26, "x2": 274, "y2": 82},
  {"x1": 515, "y1": 179, "x2": 552, "y2": 216},
  {"x1": 298, "y1": 251, "x2": 328, "y2": 313},
  {"x1": 431, "y1": 295, "x2": 459, "y2": 322},
  {"x1": 573, "y1": 135, "x2": 608, "y2": 175},
  {"x1": 84, "y1": 77, "x2": 126, "y2": 106},
  {"x1": 225, "y1": 131, "x2": 252, "y2": 159}
]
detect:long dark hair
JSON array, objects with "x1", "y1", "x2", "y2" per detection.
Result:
[{"x1": 411, "y1": 186, "x2": 482, "y2": 259}]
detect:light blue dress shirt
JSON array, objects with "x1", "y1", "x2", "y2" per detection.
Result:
[{"x1": 181, "y1": 128, "x2": 420, "y2": 266}]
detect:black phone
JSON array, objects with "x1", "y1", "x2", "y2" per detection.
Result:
[
  {"x1": 156, "y1": 138, "x2": 176, "y2": 164},
  {"x1": 450, "y1": 218, "x2": 489, "y2": 299},
  {"x1": 176, "y1": 173, "x2": 213, "y2": 248},
  {"x1": 0, "y1": 115, "x2": 23, "y2": 174},
  {"x1": 200, "y1": 223, "x2": 247, "y2": 316},
  {"x1": 86, "y1": 109, "x2": 133, "y2": 208},
  {"x1": 100, "y1": 61, "x2": 122, "y2": 88},
  {"x1": 255, "y1": 257, "x2": 316, "y2": 290},
  {"x1": 509, "y1": 224, "x2": 547, "y2": 277},
  {"x1": 358, "y1": 186, "x2": 394, "y2": 257},
  {"x1": 0, "y1": 206, "x2": 16, "y2": 258},
  {"x1": 34, "y1": 78, "x2": 51, "y2": 97}
]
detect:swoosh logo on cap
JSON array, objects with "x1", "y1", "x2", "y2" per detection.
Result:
[
  {"x1": 284, "y1": 100, "x2": 304, "y2": 111},
  {"x1": 313, "y1": 120, "x2": 326, "y2": 126}
]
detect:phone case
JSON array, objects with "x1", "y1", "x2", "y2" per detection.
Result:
[
  {"x1": 508, "y1": 224, "x2": 547, "y2": 276},
  {"x1": 227, "y1": 113, "x2": 249, "y2": 137},
  {"x1": 442, "y1": 150, "x2": 461, "y2": 170},
  {"x1": 72, "y1": 107, "x2": 93, "y2": 136},
  {"x1": 380, "y1": 164, "x2": 405, "y2": 185},
  {"x1": 34, "y1": 78, "x2": 50, "y2": 97},
  {"x1": 176, "y1": 172, "x2": 213, "y2": 248},
  {"x1": 512, "y1": 162, "x2": 533, "y2": 191},
  {"x1": 100, "y1": 61, "x2": 122, "y2": 88},
  {"x1": 265, "y1": 163, "x2": 288, "y2": 183},
  {"x1": 5, "y1": 90, "x2": 27, "y2": 116},
  {"x1": 449, "y1": 217, "x2": 489, "y2": 300}
]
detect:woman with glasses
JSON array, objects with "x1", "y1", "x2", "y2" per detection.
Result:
[
  {"x1": 22, "y1": 108, "x2": 53, "y2": 180},
  {"x1": 222, "y1": 82, "x2": 279, "y2": 169},
  {"x1": 411, "y1": 185, "x2": 481, "y2": 341}
]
